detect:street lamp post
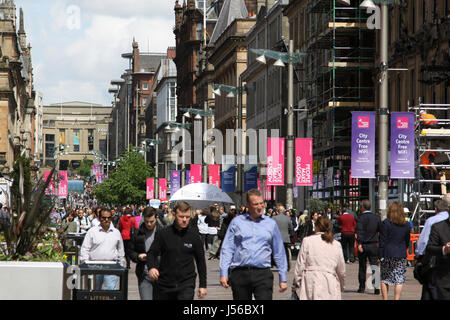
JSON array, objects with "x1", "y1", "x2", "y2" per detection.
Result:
[
  {"x1": 360, "y1": 0, "x2": 389, "y2": 220},
  {"x1": 251, "y1": 42, "x2": 306, "y2": 210}
]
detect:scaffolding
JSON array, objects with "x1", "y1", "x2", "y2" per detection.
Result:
[
  {"x1": 303, "y1": 0, "x2": 375, "y2": 209},
  {"x1": 409, "y1": 100, "x2": 450, "y2": 232}
]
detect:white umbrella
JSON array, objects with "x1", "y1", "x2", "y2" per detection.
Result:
[{"x1": 169, "y1": 183, "x2": 235, "y2": 209}]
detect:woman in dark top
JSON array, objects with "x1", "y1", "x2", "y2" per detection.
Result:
[{"x1": 379, "y1": 201, "x2": 411, "y2": 300}]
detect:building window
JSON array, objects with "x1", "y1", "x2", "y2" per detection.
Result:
[
  {"x1": 45, "y1": 134, "x2": 55, "y2": 158},
  {"x1": 196, "y1": 23, "x2": 203, "y2": 41},
  {"x1": 168, "y1": 82, "x2": 177, "y2": 122},
  {"x1": 142, "y1": 98, "x2": 148, "y2": 106},
  {"x1": 88, "y1": 129, "x2": 94, "y2": 151},
  {"x1": 99, "y1": 139, "x2": 107, "y2": 158},
  {"x1": 142, "y1": 83, "x2": 148, "y2": 90},
  {"x1": 410, "y1": 69, "x2": 415, "y2": 106},
  {"x1": 73, "y1": 129, "x2": 80, "y2": 152}
]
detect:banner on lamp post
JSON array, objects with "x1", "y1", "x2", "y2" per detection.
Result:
[
  {"x1": 159, "y1": 178, "x2": 168, "y2": 201},
  {"x1": 44, "y1": 171, "x2": 55, "y2": 195},
  {"x1": 295, "y1": 138, "x2": 313, "y2": 186},
  {"x1": 244, "y1": 165, "x2": 258, "y2": 192},
  {"x1": 58, "y1": 171, "x2": 68, "y2": 199},
  {"x1": 391, "y1": 112, "x2": 415, "y2": 179},
  {"x1": 170, "y1": 170, "x2": 181, "y2": 195},
  {"x1": 208, "y1": 165, "x2": 221, "y2": 188},
  {"x1": 222, "y1": 164, "x2": 235, "y2": 193},
  {"x1": 190, "y1": 165, "x2": 202, "y2": 184},
  {"x1": 186, "y1": 170, "x2": 191, "y2": 186},
  {"x1": 351, "y1": 111, "x2": 376, "y2": 178},
  {"x1": 267, "y1": 138, "x2": 285, "y2": 186},
  {"x1": 146, "y1": 178, "x2": 155, "y2": 200}
]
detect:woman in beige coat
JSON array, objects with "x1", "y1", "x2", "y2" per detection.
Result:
[{"x1": 294, "y1": 216, "x2": 346, "y2": 300}]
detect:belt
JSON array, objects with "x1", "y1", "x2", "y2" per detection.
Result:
[{"x1": 232, "y1": 266, "x2": 270, "y2": 271}]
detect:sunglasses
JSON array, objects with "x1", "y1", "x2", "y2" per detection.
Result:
[{"x1": 100, "y1": 216, "x2": 112, "y2": 221}]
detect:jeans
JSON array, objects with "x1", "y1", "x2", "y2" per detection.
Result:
[
  {"x1": 138, "y1": 274, "x2": 156, "y2": 300},
  {"x1": 95, "y1": 275, "x2": 118, "y2": 291},
  {"x1": 341, "y1": 233, "x2": 355, "y2": 262}
]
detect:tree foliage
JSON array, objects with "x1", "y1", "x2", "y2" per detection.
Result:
[
  {"x1": 92, "y1": 149, "x2": 154, "y2": 205},
  {"x1": 76, "y1": 156, "x2": 94, "y2": 177}
]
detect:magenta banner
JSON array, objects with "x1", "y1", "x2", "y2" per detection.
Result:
[
  {"x1": 190, "y1": 164, "x2": 202, "y2": 184},
  {"x1": 58, "y1": 171, "x2": 68, "y2": 199},
  {"x1": 295, "y1": 138, "x2": 313, "y2": 186},
  {"x1": 146, "y1": 178, "x2": 155, "y2": 200},
  {"x1": 208, "y1": 165, "x2": 221, "y2": 188},
  {"x1": 351, "y1": 112, "x2": 376, "y2": 178},
  {"x1": 267, "y1": 138, "x2": 285, "y2": 186},
  {"x1": 391, "y1": 112, "x2": 415, "y2": 179},
  {"x1": 159, "y1": 178, "x2": 168, "y2": 201},
  {"x1": 44, "y1": 171, "x2": 55, "y2": 195}
]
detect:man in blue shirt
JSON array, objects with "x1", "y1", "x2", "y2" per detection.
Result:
[
  {"x1": 415, "y1": 198, "x2": 449, "y2": 300},
  {"x1": 219, "y1": 189, "x2": 288, "y2": 300}
]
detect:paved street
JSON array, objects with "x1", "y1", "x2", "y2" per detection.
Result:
[{"x1": 126, "y1": 254, "x2": 422, "y2": 300}]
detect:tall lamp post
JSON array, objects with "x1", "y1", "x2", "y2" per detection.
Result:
[
  {"x1": 360, "y1": 0, "x2": 389, "y2": 220},
  {"x1": 251, "y1": 41, "x2": 306, "y2": 210},
  {"x1": 182, "y1": 108, "x2": 215, "y2": 184},
  {"x1": 213, "y1": 83, "x2": 246, "y2": 204}
]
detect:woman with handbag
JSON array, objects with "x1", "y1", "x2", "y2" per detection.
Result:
[{"x1": 379, "y1": 201, "x2": 411, "y2": 300}]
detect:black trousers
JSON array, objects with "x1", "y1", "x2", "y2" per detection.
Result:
[
  {"x1": 341, "y1": 233, "x2": 355, "y2": 262},
  {"x1": 230, "y1": 267, "x2": 274, "y2": 300},
  {"x1": 123, "y1": 239, "x2": 131, "y2": 268},
  {"x1": 421, "y1": 271, "x2": 438, "y2": 300},
  {"x1": 358, "y1": 243, "x2": 379, "y2": 290},
  {"x1": 156, "y1": 282, "x2": 195, "y2": 300}
]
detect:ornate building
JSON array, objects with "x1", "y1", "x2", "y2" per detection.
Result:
[{"x1": 0, "y1": 1, "x2": 38, "y2": 177}]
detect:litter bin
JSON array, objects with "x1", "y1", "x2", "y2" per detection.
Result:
[
  {"x1": 64, "y1": 233, "x2": 86, "y2": 265},
  {"x1": 72, "y1": 262, "x2": 128, "y2": 300}
]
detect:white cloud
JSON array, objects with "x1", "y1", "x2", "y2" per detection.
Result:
[{"x1": 16, "y1": 0, "x2": 176, "y2": 105}]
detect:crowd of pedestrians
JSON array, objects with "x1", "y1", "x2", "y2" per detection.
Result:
[{"x1": 4, "y1": 187, "x2": 449, "y2": 301}]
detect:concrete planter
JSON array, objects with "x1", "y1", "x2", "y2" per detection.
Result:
[{"x1": 0, "y1": 261, "x2": 71, "y2": 300}]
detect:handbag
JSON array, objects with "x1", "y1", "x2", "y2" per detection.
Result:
[{"x1": 413, "y1": 255, "x2": 437, "y2": 285}]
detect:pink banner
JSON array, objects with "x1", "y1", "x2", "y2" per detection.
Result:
[
  {"x1": 58, "y1": 171, "x2": 68, "y2": 199},
  {"x1": 208, "y1": 165, "x2": 221, "y2": 188},
  {"x1": 44, "y1": 171, "x2": 55, "y2": 195},
  {"x1": 159, "y1": 178, "x2": 168, "y2": 201},
  {"x1": 267, "y1": 138, "x2": 285, "y2": 186},
  {"x1": 146, "y1": 178, "x2": 155, "y2": 200},
  {"x1": 295, "y1": 138, "x2": 313, "y2": 186},
  {"x1": 190, "y1": 164, "x2": 202, "y2": 184}
]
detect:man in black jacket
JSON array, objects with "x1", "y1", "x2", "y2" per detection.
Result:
[
  {"x1": 128, "y1": 207, "x2": 163, "y2": 300},
  {"x1": 426, "y1": 217, "x2": 450, "y2": 299},
  {"x1": 356, "y1": 199, "x2": 382, "y2": 295},
  {"x1": 147, "y1": 201, "x2": 207, "y2": 300}
]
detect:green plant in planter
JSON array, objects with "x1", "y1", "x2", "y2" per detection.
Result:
[{"x1": 0, "y1": 155, "x2": 64, "y2": 262}]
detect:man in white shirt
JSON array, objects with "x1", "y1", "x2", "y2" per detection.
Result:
[{"x1": 80, "y1": 208, "x2": 125, "y2": 290}]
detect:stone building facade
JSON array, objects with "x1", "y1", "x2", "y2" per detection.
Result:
[{"x1": 0, "y1": 2, "x2": 38, "y2": 177}]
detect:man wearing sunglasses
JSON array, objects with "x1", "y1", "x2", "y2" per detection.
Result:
[{"x1": 80, "y1": 208, "x2": 125, "y2": 291}]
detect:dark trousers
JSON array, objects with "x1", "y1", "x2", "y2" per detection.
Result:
[
  {"x1": 200, "y1": 233, "x2": 209, "y2": 250},
  {"x1": 123, "y1": 239, "x2": 131, "y2": 268},
  {"x1": 341, "y1": 233, "x2": 355, "y2": 262},
  {"x1": 437, "y1": 286, "x2": 450, "y2": 300},
  {"x1": 421, "y1": 271, "x2": 438, "y2": 300},
  {"x1": 156, "y1": 283, "x2": 195, "y2": 300},
  {"x1": 230, "y1": 268, "x2": 273, "y2": 300},
  {"x1": 358, "y1": 243, "x2": 379, "y2": 290}
]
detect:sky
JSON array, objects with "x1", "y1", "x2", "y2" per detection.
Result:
[{"x1": 15, "y1": 0, "x2": 176, "y2": 106}]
